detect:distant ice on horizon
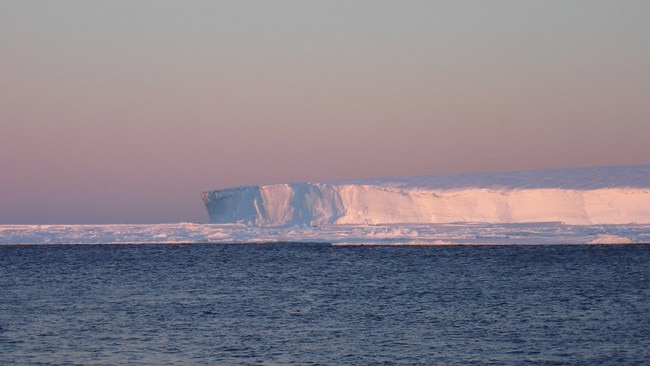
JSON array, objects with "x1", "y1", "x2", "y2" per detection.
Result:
[
  {"x1": 1, "y1": 222, "x2": 649, "y2": 246},
  {"x1": 3, "y1": 165, "x2": 649, "y2": 246},
  {"x1": 203, "y1": 164, "x2": 650, "y2": 226}
]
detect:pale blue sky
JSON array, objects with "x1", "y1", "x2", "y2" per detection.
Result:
[{"x1": 1, "y1": 0, "x2": 649, "y2": 223}]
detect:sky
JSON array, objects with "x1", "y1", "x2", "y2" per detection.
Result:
[{"x1": 1, "y1": 0, "x2": 649, "y2": 224}]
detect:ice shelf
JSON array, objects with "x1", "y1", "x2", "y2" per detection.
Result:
[{"x1": 202, "y1": 165, "x2": 650, "y2": 226}]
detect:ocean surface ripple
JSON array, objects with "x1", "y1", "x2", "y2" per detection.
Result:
[{"x1": 1, "y1": 244, "x2": 649, "y2": 365}]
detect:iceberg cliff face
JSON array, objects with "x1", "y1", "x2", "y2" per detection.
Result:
[
  {"x1": 202, "y1": 183, "x2": 344, "y2": 226},
  {"x1": 202, "y1": 165, "x2": 650, "y2": 226}
]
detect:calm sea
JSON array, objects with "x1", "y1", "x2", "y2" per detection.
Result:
[{"x1": 1, "y1": 243, "x2": 649, "y2": 365}]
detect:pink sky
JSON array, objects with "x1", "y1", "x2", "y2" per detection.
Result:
[{"x1": 1, "y1": 1, "x2": 649, "y2": 224}]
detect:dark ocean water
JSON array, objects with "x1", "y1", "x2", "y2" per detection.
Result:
[{"x1": 1, "y1": 244, "x2": 649, "y2": 365}]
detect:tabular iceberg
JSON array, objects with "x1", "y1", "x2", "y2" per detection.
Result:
[{"x1": 202, "y1": 165, "x2": 650, "y2": 226}]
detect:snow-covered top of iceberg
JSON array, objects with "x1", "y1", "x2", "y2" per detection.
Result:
[
  {"x1": 338, "y1": 164, "x2": 650, "y2": 190},
  {"x1": 203, "y1": 165, "x2": 650, "y2": 226}
]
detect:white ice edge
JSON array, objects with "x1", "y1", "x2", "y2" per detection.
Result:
[{"x1": 1, "y1": 222, "x2": 648, "y2": 245}]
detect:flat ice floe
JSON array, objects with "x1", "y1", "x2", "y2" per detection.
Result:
[{"x1": 1, "y1": 222, "x2": 649, "y2": 245}]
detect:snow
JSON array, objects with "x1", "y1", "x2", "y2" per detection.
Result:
[
  {"x1": 203, "y1": 165, "x2": 650, "y2": 226},
  {"x1": 1, "y1": 222, "x2": 649, "y2": 245},
  {"x1": 2, "y1": 164, "x2": 648, "y2": 246}
]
